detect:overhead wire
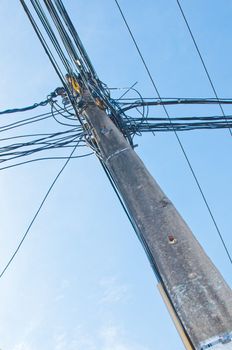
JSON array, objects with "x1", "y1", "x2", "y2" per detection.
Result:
[
  {"x1": 0, "y1": 141, "x2": 79, "y2": 279},
  {"x1": 54, "y1": 0, "x2": 98, "y2": 78},
  {"x1": 0, "y1": 152, "x2": 93, "y2": 171},
  {"x1": 176, "y1": 0, "x2": 232, "y2": 136},
  {"x1": 20, "y1": 0, "x2": 68, "y2": 87},
  {"x1": 123, "y1": 114, "x2": 232, "y2": 134},
  {"x1": 0, "y1": 130, "x2": 85, "y2": 167},
  {"x1": 21, "y1": 0, "x2": 100, "y2": 140},
  {"x1": 113, "y1": 0, "x2": 232, "y2": 265},
  {"x1": 119, "y1": 98, "x2": 232, "y2": 112},
  {"x1": 0, "y1": 111, "x2": 53, "y2": 133},
  {"x1": 0, "y1": 97, "x2": 52, "y2": 115},
  {"x1": 44, "y1": 0, "x2": 132, "y2": 138},
  {"x1": 50, "y1": 101, "x2": 77, "y2": 127},
  {"x1": 0, "y1": 94, "x2": 90, "y2": 169},
  {"x1": 1, "y1": 92, "x2": 232, "y2": 172}
]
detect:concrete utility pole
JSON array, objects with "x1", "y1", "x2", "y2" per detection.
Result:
[
  {"x1": 17, "y1": 0, "x2": 232, "y2": 348},
  {"x1": 83, "y1": 93, "x2": 232, "y2": 350}
]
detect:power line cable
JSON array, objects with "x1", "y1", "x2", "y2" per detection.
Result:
[
  {"x1": 0, "y1": 141, "x2": 79, "y2": 279},
  {"x1": 0, "y1": 98, "x2": 52, "y2": 115},
  {"x1": 20, "y1": 0, "x2": 68, "y2": 87},
  {"x1": 113, "y1": 0, "x2": 232, "y2": 265},
  {"x1": 176, "y1": 0, "x2": 232, "y2": 136},
  {"x1": 0, "y1": 152, "x2": 93, "y2": 171},
  {"x1": 119, "y1": 98, "x2": 232, "y2": 112}
]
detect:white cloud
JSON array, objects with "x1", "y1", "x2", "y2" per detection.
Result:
[
  {"x1": 12, "y1": 324, "x2": 150, "y2": 350},
  {"x1": 99, "y1": 324, "x2": 149, "y2": 350},
  {"x1": 53, "y1": 279, "x2": 70, "y2": 304},
  {"x1": 13, "y1": 342, "x2": 33, "y2": 350},
  {"x1": 99, "y1": 276, "x2": 130, "y2": 304},
  {"x1": 53, "y1": 293, "x2": 65, "y2": 303},
  {"x1": 54, "y1": 332, "x2": 67, "y2": 350}
]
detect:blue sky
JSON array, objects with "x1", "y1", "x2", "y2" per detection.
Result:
[{"x1": 0, "y1": 1, "x2": 232, "y2": 349}]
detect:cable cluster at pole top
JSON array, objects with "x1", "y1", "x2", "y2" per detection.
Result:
[{"x1": 2, "y1": 73, "x2": 232, "y2": 172}]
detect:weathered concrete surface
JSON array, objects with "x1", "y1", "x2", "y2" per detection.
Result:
[
  {"x1": 84, "y1": 101, "x2": 232, "y2": 350},
  {"x1": 203, "y1": 342, "x2": 232, "y2": 350}
]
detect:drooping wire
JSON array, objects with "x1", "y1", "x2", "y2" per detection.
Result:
[
  {"x1": 50, "y1": 101, "x2": 77, "y2": 127},
  {"x1": 0, "y1": 153, "x2": 93, "y2": 171},
  {"x1": 0, "y1": 141, "x2": 80, "y2": 279},
  {"x1": 0, "y1": 92, "x2": 91, "y2": 169},
  {"x1": 113, "y1": 0, "x2": 232, "y2": 265},
  {"x1": 0, "y1": 98, "x2": 52, "y2": 115},
  {"x1": 176, "y1": 0, "x2": 232, "y2": 137},
  {"x1": 1, "y1": 92, "x2": 232, "y2": 172}
]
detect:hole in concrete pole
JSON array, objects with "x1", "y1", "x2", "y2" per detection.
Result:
[{"x1": 168, "y1": 235, "x2": 177, "y2": 244}]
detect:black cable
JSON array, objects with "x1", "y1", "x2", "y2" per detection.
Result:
[
  {"x1": 0, "y1": 152, "x2": 93, "y2": 171},
  {"x1": 44, "y1": 0, "x2": 127, "y2": 133},
  {"x1": 0, "y1": 141, "x2": 79, "y2": 279},
  {"x1": 53, "y1": 101, "x2": 76, "y2": 119},
  {"x1": 113, "y1": 0, "x2": 232, "y2": 265},
  {"x1": 54, "y1": 0, "x2": 98, "y2": 78},
  {"x1": 21, "y1": 0, "x2": 90, "y2": 129},
  {"x1": 51, "y1": 102, "x2": 77, "y2": 127},
  {"x1": 111, "y1": 82, "x2": 138, "y2": 100},
  {"x1": 124, "y1": 117, "x2": 232, "y2": 133},
  {"x1": 176, "y1": 0, "x2": 232, "y2": 137},
  {"x1": 0, "y1": 112, "x2": 52, "y2": 133},
  {"x1": 0, "y1": 98, "x2": 52, "y2": 115},
  {"x1": 0, "y1": 135, "x2": 80, "y2": 159},
  {"x1": 119, "y1": 98, "x2": 232, "y2": 112},
  {"x1": 118, "y1": 97, "x2": 232, "y2": 102},
  {"x1": 31, "y1": 0, "x2": 74, "y2": 75},
  {"x1": 20, "y1": 0, "x2": 68, "y2": 87},
  {"x1": 0, "y1": 93, "x2": 88, "y2": 169}
]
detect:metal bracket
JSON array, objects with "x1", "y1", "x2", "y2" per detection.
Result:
[{"x1": 106, "y1": 147, "x2": 130, "y2": 163}]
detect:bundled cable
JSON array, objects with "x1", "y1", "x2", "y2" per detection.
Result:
[{"x1": 0, "y1": 97, "x2": 52, "y2": 115}]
